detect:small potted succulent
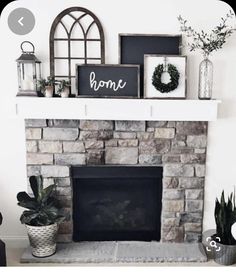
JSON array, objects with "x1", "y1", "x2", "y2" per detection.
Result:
[
  {"x1": 0, "y1": 212, "x2": 6, "y2": 266},
  {"x1": 57, "y1": 80, "x2": 71, "y2": 98},
  {"x1": 38, "y1": 76, "x2": 55, "y2": 97},
  {"x1": 213, "y1": 190, "x2": 236, "y2": 265},
  {"x1": 17, "y1": 176, "x2": 65, "y2": 257}
]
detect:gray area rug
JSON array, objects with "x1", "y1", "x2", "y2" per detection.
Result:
[{"x1": 21, "y1": 241, "x2": 207, "y2": 263}]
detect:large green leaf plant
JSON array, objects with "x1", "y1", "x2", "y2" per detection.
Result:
[{"x1": 17, "y1": 176, "x2": 65, "y2": 226}]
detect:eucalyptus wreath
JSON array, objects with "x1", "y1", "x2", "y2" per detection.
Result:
[{"x1": 152, "y1": 64, "x2": 180, "y2": 93}]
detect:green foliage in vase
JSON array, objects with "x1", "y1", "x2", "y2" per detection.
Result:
[
  {"x1": 38, "y1": 76, "x2": 55, "y2": 90},
  {"x1": 214, "y1": 190, "x2": 236, "y2": 245},
  {"x1": 57, "y1": 80, "x2": 71, "y2": 94},
  {"x1": 17, "y1": 175, "x2": 65, "y2": 226},
  {"x1": 178, "y1": 10, "x2": 236, "y2": 56}
]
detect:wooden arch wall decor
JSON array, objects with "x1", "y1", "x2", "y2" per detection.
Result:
[{"x1": 49, "y1": 7, "x2": 105, "y2": 87}]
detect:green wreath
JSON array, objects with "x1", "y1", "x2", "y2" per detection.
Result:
[{"x1": 152, "y1": 64, "x2": 180, "y2": 93}]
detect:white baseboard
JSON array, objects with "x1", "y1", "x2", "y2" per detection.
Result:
[{"x1": 1, "y1": 236, "x2": 28, "y2": 248}]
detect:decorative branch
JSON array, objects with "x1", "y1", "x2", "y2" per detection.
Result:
[{"x1": 178, "y1": 10, "x2": 236, "y2": 56}]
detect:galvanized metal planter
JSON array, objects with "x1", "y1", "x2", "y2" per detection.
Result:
[{"x1": 26, "y1": 223, "x2": 58, "y2": 257}]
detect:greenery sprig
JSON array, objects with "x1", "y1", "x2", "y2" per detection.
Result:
[
  {"x1": 38, "y1": 76, "x2": 55, "y2": 90},
  {"x1": 178, "y1": 10, "x2": 236, "y2": 56},
  {"x1": 152, "y1": 64, "x2": 180, "y2": 93},
  {"x1": 57, "y1": 80, "x2": 71, "y2": 94}
]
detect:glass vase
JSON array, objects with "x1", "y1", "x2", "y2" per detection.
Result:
[{"x1": 198, "y1": 55, "x2": 213, "y2": 100}]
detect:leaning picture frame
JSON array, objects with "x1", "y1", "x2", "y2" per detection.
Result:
[
  {"x1": 119, "y1": 34, "x2": 182, "y2": 97},
  {"x1": 76, "y1": 64, "x2": 140, "y2": 98},
  {"x1": 144, "y1": 55, "x2": 187, "y2": 99}
]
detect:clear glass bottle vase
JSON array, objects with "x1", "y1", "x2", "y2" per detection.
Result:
[{"x1": 198, "y1": 54, "x2": 213, "y2": 100}]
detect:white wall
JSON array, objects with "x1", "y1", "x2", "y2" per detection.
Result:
[{"x1": 0, "y1": 0, "x2": 235, "y2": 245}]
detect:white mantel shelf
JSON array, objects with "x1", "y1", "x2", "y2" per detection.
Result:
[{"x1": 15, "y1": 97, "x2": 221, "y2": 121}]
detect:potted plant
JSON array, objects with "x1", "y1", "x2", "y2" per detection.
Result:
[
  {"x1": 38, "y1": 76, "x2": 55, "y2": 97},
  {"x1": 213, "y1": 190, "x2": 236, "y2": 265},
  {"x1": 57, "y1": 80, "x2": 71, "y2": 98},
  {"x1": 178, "y1": 10, "x2": 235, "y2": 99},
  {"x1": 17, "y1": 175, "x2": 65, "y2": 257},
  {"x1": 0, "y1": 212, "x2": 6, "y2": 266}
]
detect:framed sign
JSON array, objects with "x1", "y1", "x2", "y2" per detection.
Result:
[
  {"x1": 119, "y1": 34, "x2": 182, "y2": 96},
  {"x1": 76, "y1": 64, "x2": 140, "y2": 98},
  {"x1": 144, "y1": 55, "x2": 187, "y2": 99}
]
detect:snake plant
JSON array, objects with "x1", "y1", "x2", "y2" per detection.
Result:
[
  {"x1": 214, "y1": 190, "x2": 236, "y2": 245},
  {"x1": 17, "y1": 175, "x2": 65, "y2": 226}
]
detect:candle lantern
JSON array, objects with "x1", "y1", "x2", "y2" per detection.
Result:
[{"x1": 16, "y1": 41, "x2": 41, "y2": 96}]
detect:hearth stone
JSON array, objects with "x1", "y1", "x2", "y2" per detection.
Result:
[
  {"x1": 147, "y1": 121, "x2": 167, "y2": 128},
  {"x1": 114, "y1": 132, "x2": 137, "y2": 139},
  {"x1": 154, "y1": 128, "x2": 175, "y2": 139},
  {"x1": 80, "y1": 120, "x2": 113, "y2": 131},
  {"x1": 187, "y1": 135, "x2": 207, "y2": 148},
  {"x1": 25, "y1": 119, "x2": 47, "y2": 128},
  {"x1": 21, "y1": 242, "x2": 207, "y2": 263},
  {"x1": 115, "y1": 121, "x2": 146, "y2": 132},
  {"x1": 176, "y1": 121, "x2": 207, "y2": 135},
  {"x1": 63, "y1": 142, "x2": 85, "y2": 153},
  {"x1": 105, "y1": 147, "x2": 138, "y2": 164},
  {"x1": 86, "y1": 150, "x2": 105, "y2": 165},
  {"x1": 139, "y1": 154, "x2": 162, "y2": 164},
  {"x1": 43, "y1": 128, "x2": 79, "y2": 141},
  {"x1": 24, "y1": 119, "x2": 207, "y2": 243},
  {"x1": 38, "y1": 141, "x2": 63, "y2": 153},
  {"x1": 26, "y1": 128, "x2": 41, "y2": 139},
  {"x1": 48, "y1": 119, "x2": 80, "y2": 128},
  {"x1": 26, "y1": 141, "x2": 37, "y2": 153}
]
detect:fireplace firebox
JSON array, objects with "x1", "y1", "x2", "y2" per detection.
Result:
[{"x1": 72, "y1": 166, "x2": 163, "y2": 241}]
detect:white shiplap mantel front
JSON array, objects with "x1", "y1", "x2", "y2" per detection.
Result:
[{"x1": 15, "y1": 97, "x2": 221, "y2": 121}]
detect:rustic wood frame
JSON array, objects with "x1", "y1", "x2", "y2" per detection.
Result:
[
  {"x1": 49, "y1": 7, "x2": 105, "y2": 90},
  {"x1": 144, "y1": 54, "x2": 187, "y2": 99},
  {"x1": 76, "y1": 64, "x2": 140, "y2": 98}
]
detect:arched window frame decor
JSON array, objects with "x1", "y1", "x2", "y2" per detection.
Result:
[{"x1": 49, "y1": 7, "x2": 105, "y2": 87}]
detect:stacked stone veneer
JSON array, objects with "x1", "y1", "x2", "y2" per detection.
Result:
[{"x1": 25, "y1": 119, "x2": 208, "y2": 243}]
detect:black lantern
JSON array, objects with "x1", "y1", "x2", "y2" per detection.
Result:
[{"x1": 16, "y1": 41, "x2": 41, "y2": 96}]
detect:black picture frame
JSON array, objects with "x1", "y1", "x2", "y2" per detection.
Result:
[
  {"x1": 76, "y1": 64, "x2": 140, "y2": 98},
  {"x1": 119, "y1": 34, "x2": 182, "y2": 97}
]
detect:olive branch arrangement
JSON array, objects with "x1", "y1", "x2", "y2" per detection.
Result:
[{"x1": 178, "y1": 10, "x2": 236, "y2": 56}]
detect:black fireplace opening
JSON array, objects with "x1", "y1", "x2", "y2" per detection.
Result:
[{"x1": 72, "y1": 166, "x2": 163, "y2": 242}]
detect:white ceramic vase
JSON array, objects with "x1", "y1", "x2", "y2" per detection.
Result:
[
  {"x1": 44, "y1": 86, "x2": 54, "y2": 98},
  {"x1": 60, "y1": 87, "x2": 70, "y2": 98}
]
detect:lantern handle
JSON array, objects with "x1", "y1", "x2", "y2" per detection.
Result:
[{"x1": 21, "y1": 41, "x2": 35, "y2": 54}]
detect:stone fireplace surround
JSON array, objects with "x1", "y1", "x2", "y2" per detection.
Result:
[{"x1": 25, "y1": 119, "x2": 207, "y2": 244}]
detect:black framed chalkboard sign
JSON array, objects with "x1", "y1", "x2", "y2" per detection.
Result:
[
  {"x1": 119, "y1": 34, "x2": 182, "y2": 96},
  {"x1": 76, "y1": 64, "x2": 140, "y2": 98}
]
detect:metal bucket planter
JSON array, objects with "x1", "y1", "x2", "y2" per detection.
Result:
[
  {"x1": 214, "y1": 243, "x2": 236, "y2": 266},
  {"x1": 26, "y1": 223, "x2": 58, "y2": 257}
]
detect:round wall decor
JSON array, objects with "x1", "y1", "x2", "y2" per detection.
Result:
[{"x1": 152, "y1": 63, "x2": 180, "y2": 93}]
